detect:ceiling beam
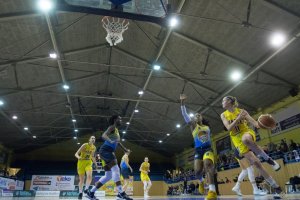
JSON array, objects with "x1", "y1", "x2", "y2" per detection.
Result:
[
  {"x1": 198, "y1": 30, "x2": 300, "y2": 115},
  {"x1": 172, "y1": 31, "x2": 297, "y2": 87},
  {"x1": 0, "y1": 44, "x2": 107, "y2": 69},
  {"x1": 261, "y1": 0, "x2": 300, "y2": 19},
  {"x1": 1, "y1": 71, "x2": 106, "y2": 97},
  {"x1": 114, "y1": 47, "x2": 256, "y2": 110}
]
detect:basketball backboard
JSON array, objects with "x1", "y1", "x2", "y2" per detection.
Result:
[{"x1": 58, "y1": 0, "x2": 170, "y2": 25}]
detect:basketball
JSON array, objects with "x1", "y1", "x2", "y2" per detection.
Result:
[{"x1": 257, "y1": 114, "x2": 276, "y2": 129}]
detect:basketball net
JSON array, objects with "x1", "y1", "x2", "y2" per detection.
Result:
[{"x1": 102, "y1": 16, "x2": 129, "y2": 46}]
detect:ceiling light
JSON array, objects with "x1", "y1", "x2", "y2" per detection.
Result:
[
  {"x1": 153, "y1": 64, "x2": 161, "y2": 71},
  {"x1": 134, "y1": 109, "x2": 139, "y2": 113},
  {"x1": 37, "y1": 0, "x2": 54, "y2": 12},
  {"x1": 73, "y1": 136, "x2": 77, "y2": 139},
  {"x1": 0, "y1": 100, "x2": 4, "y2": 106},
  {"x1": 126, "y1": 122, "x2": 130, "y2": 125},
  {"x1": 230, "y1": 70, "x2": 242, "y2": 82},
  {"x1": 77, "y1": 142, "x2": 80, "y2": 145},
  {"x1": 33, "y1": 136, "x2": 37, "y2": 139},
  {"x1": 169, "y1": 16, "x2": 179, "y2": 28},
  {"x1": 138, "y1": 90, "x2": 144, "y2": 95},
  {"x1": 166, "y1": 133, "x2": 170, "y2": 136},
  {"x1": 176, "y1": 124, "x2": 181, "y2": 128},
  {"x1": 24, "y1": 127, "x2": 29, "y2": 131},
  {"x1": 270, "y1": 32, "x2": 286, "y2": 47},
  {"x1": 12, "y1": 115, "x2": 18, "y2": 120},
  {"x1": 72, "y1": 119, "x2": 76, "y2": 122},
  {"x1": 159, "y1": 140, "x2": 163, "y2": 143},
  {"x1": 49, "y1": 52, "x2": 57, "y2": 59},
  {"x1": 63, "y1": 84, "x2": 70, "y2": 90},
  {"x1": 122, "y1": 131, "x2": 126, "y2": 134},
  {"x1": 122, "y1": 139, "x2": 125, "y2": 141},
  {"x1": 189, "y1": 113, "x2": 194, "y2": 117},
  {"x1": 74, "y1": 129, "x2": 78, "y2": 132}
]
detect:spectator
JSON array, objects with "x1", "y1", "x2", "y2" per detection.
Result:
[
  {"x1": 225, "y1": 177, "x2": 231, "y2": 183},
  {"x1": 189, "y1": 182, "x2": 195, "y2": 194},
  {"x1": 183, "y1": 177, "x2": 187, "y2": 194},
  {"x1": 290, "y1": 175, "x2": 300, "y2": 192},
  {"x1": 290, "y1": 140, "x2": 297, "y2": 151},
  {"x1": 280, "y1": 139, "x2": 289, "y2": 152}
]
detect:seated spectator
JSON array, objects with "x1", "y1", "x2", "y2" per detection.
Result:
[
  {"x1": 225, "y1": 177, "x2": 231, "y2": 183},
  {"x1": 290, "y1": 175, "x2": 300, "y2": 192},
  {"x1": 189, "y1": 182, "x2": 195, "y2": 194},
  {"x1": 290, "y1": 140, "x2": 298, "y2": 151}
]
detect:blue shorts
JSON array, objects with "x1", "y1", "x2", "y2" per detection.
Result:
[
  {"x1": 99, "y1": 145, "x2": 116, "y2": 164},
  {"x1": 194, "y1": 146, "x2": 212, "y2": 160},
  {"x1": 121, "y1": 168, "x2": 131, "y2": 179}
]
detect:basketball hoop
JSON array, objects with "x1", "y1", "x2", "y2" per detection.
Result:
[{"x1": 101, "y1": 16, "x2": 129, "y2": 46}]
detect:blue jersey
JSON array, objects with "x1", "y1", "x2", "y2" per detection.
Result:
[
  {"x1": 120, "y1": 160, "x2": 128, "y2": 169},
  {"x1": 192, "y1": 124, "x2": 211, "y2": 148},
  {"x1": 103, "y1": 127, "x2": 120, "y2": 150}
]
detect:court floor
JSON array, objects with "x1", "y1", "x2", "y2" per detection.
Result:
[{"x1": 1, "y1": 194, "x2": 300, "y2": 200}]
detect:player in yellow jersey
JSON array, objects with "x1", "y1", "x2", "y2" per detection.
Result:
[
  {"x1": 139, "y1": 157, "x2": 151, "y2": 198},
  {"x1": 75, "y1": 136, "x2": 97, "y2": 199},
  {"x1": 232, "y1": 149, "x2": 267, "y2": 196},
  {"x1": 220, "y1": 96, "x2": 284, "y2": 199},
  {"x1": 180, "y1": 94, "x2": 216, "y2": 200}
]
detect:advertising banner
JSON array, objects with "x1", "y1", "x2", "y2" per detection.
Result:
[
  {"x1": 30, "y1": 175, "x2": 75, "y2": 191},
  {"x1": 0, "y1": 177, "x2": 24, "y2": 190}
]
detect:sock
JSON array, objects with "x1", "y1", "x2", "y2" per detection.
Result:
[
  {"x1": 85, "y1": 184, "x2": 90, "y2": 191},
  {"x1": 235, "y1": 181, "x2": 241, "y2": 188},
  {"x1": 91, "y1": 186, "x2": 97, "y2": 193},
  {"x1": 209, "y1": 184, "x2": 216, "y2": 192},
  {"x1": 265, "y1": 177, "x2": 279, "y2": 188},
  {"x1": 251, "y1": 182, "x2": 258, "y2": 191},
  {"x1": 116, "y1": 184, "x2": 123, "y2": 193},
  {"x1": 246, "y1": 166, "x2": 258, "y2": 191},
  {"x1": 238, "y1": 169, "x2": 248, "y2": 182}
]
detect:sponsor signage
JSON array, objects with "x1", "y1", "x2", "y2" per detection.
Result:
[
  {"x1": 1, "y1": 189, "x2": 13, "y2": 197},
  {"x1": 13, "y1": 190, "x2": 35, "y2": 197},
  {"x1": 30, "y1": 175, "x2": 75, "y2": 191},
  {"x1": 0, "y1": 177, "x2": 24, "y2": 190},
  {"x1": 35, "y1": 190, "x2": 60, "y2": 197},
  {"x1": 59, "y1": 190, "x2": 79, "y2": 197},
  {"x1": 270, "y1": 101, "x2": 300, "y2": 135}
]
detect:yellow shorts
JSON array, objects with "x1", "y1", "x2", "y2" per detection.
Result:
[
  {"x1": 140, "y1": 173, "x2": 150, "y2": 182},
  {"x1": 231, "y1": 130, "x2": 256, "y2": 155},
  {"x1": 77, "y1": 160, "x2": 93, "y2": 175},
  {"x1": 203, "y1": 151, "x2": 215, "y2": 164}
]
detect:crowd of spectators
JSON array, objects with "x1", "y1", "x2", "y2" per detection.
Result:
[
  {"x1": 217, "y1": 139, "x2": 300, "y2": 170},
  {"x1": 167, "y1": 182, "x2": 200, "y2": 196}
]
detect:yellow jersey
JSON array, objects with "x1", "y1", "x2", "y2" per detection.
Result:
[
  {"x1": 222, "y1": 108, "x2": 251, "y2": 136},
  {"x1": 140, "y1": 162, "x2": 150, "y2": 174},
  {"x1": 80, "y1": 143, "x2": 96, "y2": 160}
]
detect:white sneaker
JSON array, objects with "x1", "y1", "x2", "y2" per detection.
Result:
[
  {"x1": 253, "y1": 189, "x2": 268, "y2": 196},
  {"x1": 144, "y1": 194, "x2": 150, "y2": 198},
  {"x1": 272, "y1": 160, "x2": 281, "y2": 171},
  {"x1": 232, "y1": 185, "x2": 242, "y2": 196},
  {"x1": 267, "y1": 159, "x2": 281, "y2": 171}
]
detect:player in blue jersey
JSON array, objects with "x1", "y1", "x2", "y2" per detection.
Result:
[
  {"x1": 86, "y1": 115, "x2": 132, "y2": 200},
  {"x1": 180, "y1": 94, "x2": 217, "y2": 200},
  {"x1": 120, "y1": 150, "x2": 133, "y2": 192}
]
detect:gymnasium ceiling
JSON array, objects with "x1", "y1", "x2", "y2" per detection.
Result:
[{"x1": 0, "y1": 0, "x2": 300, "y2": 156}]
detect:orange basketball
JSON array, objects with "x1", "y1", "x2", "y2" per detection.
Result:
[{"x1": 257, "y1": 114, "x2": 276, "y2": 129}]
